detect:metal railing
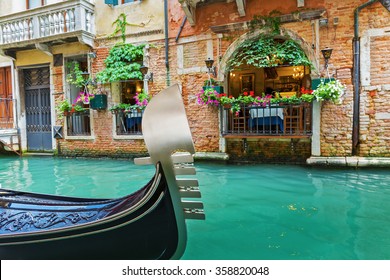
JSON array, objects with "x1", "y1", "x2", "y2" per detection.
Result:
[
  {"x1": 66, "y1": 110, "x2": 91, "y2": 136},
  {"x1": 0, "y1": 98, "x2": 15, "y2": 129},
  {"x1": 0, "y1": 0, "x2": 94, "y2": 45},
  {"x1": 114, "y1": 110, "x2": 143, "y2": 135},
  {"x1": 220, "y1": 103, "x2": 312, "y2": 136}
]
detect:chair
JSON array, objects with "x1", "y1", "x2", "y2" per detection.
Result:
[
  {"x1": 231, "y1": 112, "x2": 246, "y2": 132},
  {"x1": 283, "y1": 105, "x2": 303, "y2": 134}
]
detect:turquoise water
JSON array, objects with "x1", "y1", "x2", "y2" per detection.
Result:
[{"x1": 1, "y1": 156, "x2": 390, "y2": 260}]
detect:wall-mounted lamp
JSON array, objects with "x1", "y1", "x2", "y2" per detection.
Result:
[
  {"x1": 140, "y1": 65, "x2": 153, "y2": 82},
  {"x1": 319, "y1": 18, "x2": 328, "y2": 27},
  {"x1": 88, "y1": 52, "x2": 97, "y2": 59},
  {"x1": 205, "y1": 57, "x2": 216, "y2": 76},
  {"x1": 321, "y1": 47, "x2": 333, "y2": 68}
]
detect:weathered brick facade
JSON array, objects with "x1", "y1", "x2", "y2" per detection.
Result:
[{"x1": 53, "y1": 0, "x2": 390, "y2": 161}]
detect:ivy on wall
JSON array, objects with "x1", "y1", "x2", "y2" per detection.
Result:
[
  {"x1": 227, "y1": 11, "x2": 312, "y2": 70},
  {"x1": 96, "y1": 43, "x2": 145, "y2": 83},
  {"x1": 227, "y1": 35, "x2": 312, "y2": 70}
]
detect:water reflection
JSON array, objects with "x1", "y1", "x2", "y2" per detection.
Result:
[
  {"x1": 1, "y1": 156, "x2": 390, "y2": 259},
  {"x1": 0, "y1": 157, "x2": 154, "y2": 198}
]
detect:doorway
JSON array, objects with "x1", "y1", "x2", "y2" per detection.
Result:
[{"x1": 24, "y1": 66, "x2": 52, "y2": 151}]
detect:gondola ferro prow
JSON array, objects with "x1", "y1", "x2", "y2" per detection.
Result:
[{"x1": 134, "y1": 84, "x2": 204, "y2": 259}]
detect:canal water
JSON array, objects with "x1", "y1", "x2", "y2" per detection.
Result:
[{"x1": 1, "y1": 156, "x2": 390, "y2": 260}]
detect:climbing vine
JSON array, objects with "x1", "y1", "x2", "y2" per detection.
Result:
[
  {"x1": 227, "y1": 35, "x2": 312, "y2": 70},
  {"x1": 96, "y1": 43, "x2": 145, "y2": 83},
  {"x1": 110, "y1": 13, "x2": 150, "y2": 43},
  {"x1": 225, "y1": 11, "x2": 311, "y2": 69}
]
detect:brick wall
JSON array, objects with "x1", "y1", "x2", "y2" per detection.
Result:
[
  {"x1": 57, "y1": 45, "x2": 148, "y2": 158},
  {"x1": 56, "y1": 0, "x2": 390, "y2": 159},
  {"x1": 168, "y1": 0, "x2": 390, "y2": 158},
  {"x1": 358, "y1": 34, "x2": 390, "y2": 156}
]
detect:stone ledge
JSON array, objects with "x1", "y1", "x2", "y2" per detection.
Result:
[
  {"x1": 23, "y1": 152, "x2": 54, "y2": 157},
  {"x1": 194, "y1": 152, "x2": 229, "y2": 161},
  {"x1": 307, "y1": 156, "x2": 390, "y2": 167}
]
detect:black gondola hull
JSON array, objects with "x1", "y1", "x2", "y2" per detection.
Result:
[{"x1": 0, "y1": 165, "x2": 179, "y2": 260}]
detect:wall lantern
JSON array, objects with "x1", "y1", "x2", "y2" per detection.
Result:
[
  {"x1": 88, "y1": 52, "x2": 97, "y2": 59},
  {"x1": 140, "y1": 65, "x2": 153, "y2": 82},
  {"x1": 321, "y1": 47, "x2": 333, "y2": 68},
  {"x1": 205, "y1": 57, "x2": 216, "y2": 76}
]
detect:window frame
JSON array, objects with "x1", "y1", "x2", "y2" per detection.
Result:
[
  {"x1": 26, "y1": 0, "x2": 45, "y2": 9},
  {"x1": 121, "y1": 0, "x2": 138, "y2": 4}
]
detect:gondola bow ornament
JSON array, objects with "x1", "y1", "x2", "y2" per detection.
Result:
[{"x1": 0, "y1": 84, "x2": 204, "y2": 260}]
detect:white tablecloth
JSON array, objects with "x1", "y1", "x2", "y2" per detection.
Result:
[{"x1": 249, "y1": 107, "x2": 284, "y2": 120}]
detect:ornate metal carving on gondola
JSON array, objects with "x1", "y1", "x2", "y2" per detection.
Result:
[
  {"x1": 0, "y1": 84, "x2": 204, "y2": 260},
  {"x1": 0, "y1": 211, "x2": 99, "y2": 232}
]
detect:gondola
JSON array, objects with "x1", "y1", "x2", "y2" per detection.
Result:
[{"x1": 0, "y1": 84, "x2": 204, "y2": 260}]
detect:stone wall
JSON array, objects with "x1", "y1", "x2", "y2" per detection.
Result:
[{"x1": 226, "y1": 138, "x2": 311, "y2": 163}]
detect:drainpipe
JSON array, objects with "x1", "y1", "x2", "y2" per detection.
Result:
[
  {"x1": 352, "y1": 0, "x2": 377, "y2": 155},
  {"x1": 164, "y1": 0, "x2": 170, "y2": 86}
]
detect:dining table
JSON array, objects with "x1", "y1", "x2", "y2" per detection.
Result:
[
  {"x1": 248, "y1": 106, "x2": 284, "y2": 131},
  {"x1": 126, "y1": 110, "x2": 142, "y2": 130}
]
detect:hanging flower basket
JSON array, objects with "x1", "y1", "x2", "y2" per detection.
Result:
[
  {"x1": 202, "y1": 86, "x2": 224, "y2": 94},
  {"x1": 90, "y1": 94, "x2": 108, "y2": 110}
]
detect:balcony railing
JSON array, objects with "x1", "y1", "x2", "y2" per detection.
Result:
[
  {"x1": 0, "y1": 98, "x2": 15, "y2": 130},
  {"x1": 220, "y1": 103, "x2": 312, "y2": 136},
  {"x1": 66, "y1": 110, "x2": 91, "y2": 136},
  {"x1": 0, "y1": 0, "x2": 94, "y2": 47},
  {"x1": 114, "y1": 110, "x2": 143, "y2": 136}
]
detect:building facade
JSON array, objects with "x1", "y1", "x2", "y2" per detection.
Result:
[{"x1": 1, "y1": 0, "x2": 390, "y2": 162}]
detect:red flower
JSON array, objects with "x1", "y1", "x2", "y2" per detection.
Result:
[
  {"x1": 249, "y1": 91, "x2": 254, "y2": 96},
  {"x1": 301, "y1": 87, "x2": 313, "y2": 94},
  {"x1": 229, "y1": 95, "x2": 233, "y2": 98},
  {"x1": 243, "y1": 92, "x2": 248, "y2": 96}
]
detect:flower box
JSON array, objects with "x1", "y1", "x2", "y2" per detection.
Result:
[{"x1": 90, "y1": 94, "x2": 108, "y2": 110}]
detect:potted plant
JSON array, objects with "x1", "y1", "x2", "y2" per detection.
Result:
[
  {"x1": 218, "y1": 93, "x2": 232, "y2": 108},
  {"x1": 133, "y1": 90, "x2": 151, "y2": 111},
  {"x1": 71, "y1": 104, "x2": 89, "y2": 114},
  {"x1": 56, "y1": 99, "x2": 88, "y2": 119},
  {"x1": 109, "y1": 103, "x2": 131, "y2": 114},
  {"x1": 56, "y1": 99, "x2": 72, "y2": 119},
  {"x1": 300, "y1": 87, "x2": 315, "y2": 103}
]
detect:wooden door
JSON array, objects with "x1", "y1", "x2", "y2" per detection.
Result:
[{"x1": 0, "y1": 67, "x2": 13, "y2": 129}]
